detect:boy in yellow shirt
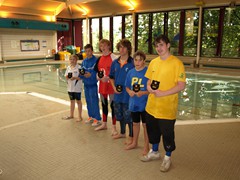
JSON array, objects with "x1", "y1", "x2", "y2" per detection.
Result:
[{"x1": 141, "y1": 35, "x2": 186, "y2": 172}]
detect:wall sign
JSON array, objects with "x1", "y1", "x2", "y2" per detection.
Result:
[{"x1": 20, "y1": 40, "x2": 40, "y2": 51}]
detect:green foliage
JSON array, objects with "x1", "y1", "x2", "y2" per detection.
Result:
[
  {"x1": 168, "y1": 11, "x2": 180, "y2": 55},
  {"x1": 202, "y1": 8, "x2": 220, "y2": 57},
  {"x1": 184, "y1": 10, "x2": 199, "y2": 56},
  {"x1": 222, "y1": 6, "x2": 240, "y2": 57},
  {"x1": 125, "y1": 15, "x2": 133, "y2": 45},
  {"x1": 137, "y1": 14, "x2": 149, "y2": 53},
  {"x1": 109, "y1": 6, "x2": 240, "y2": 58},
  {"x1": 152, "y1": 13, "x2": 165, "y2": 54}
]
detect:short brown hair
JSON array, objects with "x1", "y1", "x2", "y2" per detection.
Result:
[
  {"x1": 84, "y1": 44, "x2": 93, "y2": 51},
  {"x1": 154, "y1": 34, "x2": 170, "y2": 47},
  {"x1": 133, "y1": 50, "x2": 146, "y2": 61},
  {"x1": 116, "y1": 39, "x2": 132, "y2": 56}
]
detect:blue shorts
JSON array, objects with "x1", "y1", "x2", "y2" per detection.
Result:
[
  {"x1": 114, "y1": 102, "x2": 132, "y2": 123},
  {"x1": 68, "y1": 92, "x2": 81, "y2": 100}
]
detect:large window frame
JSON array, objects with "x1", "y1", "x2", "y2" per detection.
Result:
[{"x1": 71, "y1": 5, "x2": 240, "y2": 58}]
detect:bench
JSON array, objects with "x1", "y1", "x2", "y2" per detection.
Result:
[
  {"x1": 146, "y1": 55, "x2": 196, "y2": 68},
  {"x1": 199, "y1": 58, "x2": 240, "y2": 69}
]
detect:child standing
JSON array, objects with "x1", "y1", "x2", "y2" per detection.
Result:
[
  {"x1": 109, "y1": 39, "x2": 134, "y2": 140},
  {"x1": 81, "y1": 44, "x2": 101, "y2": 127},
  {"x1": 141, "y1": 35, "x2": 186, "y2": 172},
  {"x1": 93, "y1": 39, "x2": 118, "y2": 134},
  {"x1": 62, "y1": 54, "x2": 83, "y2": 122},
  {"x1": 125, "y1": 50, "x2": 149, "y2": 155}
]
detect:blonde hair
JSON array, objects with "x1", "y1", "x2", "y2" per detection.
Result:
[
  {"x1": 99, "y1": 39, "x2": 111, "y2": 52},
  {"x1": 70, "y1": 54, "x2": 79, "y2": 60}
]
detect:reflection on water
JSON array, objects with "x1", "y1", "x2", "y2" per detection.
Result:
[
  {"x1": 179, "y1": 73, "x2": 240, "y2": 120},
  {"x1": 0, "y1": 64, "x2": 69, "y2": 100},
  {"x1": 0, "y1": 64, "x2": 239, "y2": 120}
]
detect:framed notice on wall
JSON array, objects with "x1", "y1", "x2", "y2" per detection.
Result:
[{"x1": 20, "y1": 40, "x2": 40, "y2": 51}]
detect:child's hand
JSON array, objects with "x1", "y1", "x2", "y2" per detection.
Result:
[
  {"x1": 96, "y1": 75, "x2": 100, "y2": 81},
  {"x1": 84, "y1": 72, "x2": 91, "y2": 78},
  {"x1": 114, "y1": 87, "x2": 121, "y2": 94},
  {"x1": 101, "y1": 76, "x2": 109, "y2": 82},
  {"x1": 128, "y1": 90, "x2": 135, "y2": 97},
  {"x1": 147, "y1": 84, "x2": 155, "y2": 93},
  {"x1": 136, "y1": 91, "x2": 143, "y2": 97},
  {"x1": 153, "y1": 90, "x2": 164, "y2": 97},
  {"x1": 70, "y1": 77, "x2": 79, "y2": 81}
]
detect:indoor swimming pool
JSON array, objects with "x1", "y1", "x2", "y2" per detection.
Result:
[{"x1": 0, "y1": 63, "x2": 239, "y2": 120}]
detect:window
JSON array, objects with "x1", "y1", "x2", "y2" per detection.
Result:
[
  {"x1": 184, "y1": 10, "x2": 199, "y2": 56},
  {"x1": 125, "y1": 15, "x2": 133, "y2": 46},
  {"x1": 91, "y1": 18, "x2": 99, "y2": 52},
  {"x1": 78, "y1": 5, "x2": 240, "y2": 59},
  {"x1": 137, "y1": 13, "x2": 149, "y2": 53},
  {"x1": 113, "y1": 16, "x2": 122, "y2": 52},
  {"x1": 168, "y1": 11, "x2": 181, "y2": 55},
  {"x1": 152, "y1": 12, "x2": 165, "y2": 54},
  {"x1": 102, "y1": 17, "x2": 110, "y2": 40},
  {"x1": 222, "y1": 6, "x2": 240, "y2": 58},
  {"x1": 82, "y1": 19, "x2": 87, "y2": 47},
  {"x1": 202, "y1": 8, "x2": 220, "y2": 57}
]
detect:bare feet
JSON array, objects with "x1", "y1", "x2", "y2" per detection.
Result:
[
  {"x1": 111, "y1": 125, "x2": 118, "y2": 136},
  {"x1": 111, "y1": 130, "x2": 118, "y2": 136},
  {"x1": 62, "y1": 116, "x2": 73, "y2": 120},
  {"x1": 76, "y1": 117, "x2": 83, "y2": 122},
  {"x1": 125, "y1": 143, "x2": 138, "y2": 150},
  {"x1": 95, "y1": 124, "x2": 107, "y2": 131},
  {"x1": 124, "y1": 137, "x2": 133, "y2": 145},
  {"x1": 112, "y1": 133, "x2": 126, "y2": 139}
]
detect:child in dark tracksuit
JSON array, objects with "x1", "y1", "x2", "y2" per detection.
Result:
[{"x1": 109, "y1": 39, "x2": 134, "y2": 143}]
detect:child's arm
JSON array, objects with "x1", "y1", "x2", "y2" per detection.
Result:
[
  {"x1": 75, "y1": 76, "x2": 81, "y2": 80},
  {"x1": 96, "y1": 72, "x2": 109, "y2": 82},
  {"x1": 69, "y1": 76, "x2": 81, "y2": 81},
  {"x1": 147, "y1": 80, "x2": 155, "y2": 93},
  {"x1": 109, "y1": 60, "x2": 119, "y2": 93},
  {"x1": 126, "y1": 87, "x2": 135, "y2": 97},
  {"x1": 83, "y1": 72, "x2": 91, "y2": 78},
  {"x1": 153, "y1": 81, "x2": 186, "y2": 97},
  {"x1": 136, "y1": 90, "x2": 149, "y2": 97},
  {"x1": 109, "y1": 78, "x2": 119, "y2": 94}
]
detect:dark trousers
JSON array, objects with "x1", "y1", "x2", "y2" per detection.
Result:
[{"x1": 145, "y1": 112, "x2": 176, "y2": 152}]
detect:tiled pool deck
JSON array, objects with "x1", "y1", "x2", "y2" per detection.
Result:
[{"x1": 0, "y1": 60, "x2": 239, "y2": 180}]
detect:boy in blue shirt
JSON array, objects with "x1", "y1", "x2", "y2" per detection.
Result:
[
  {"x1": 80, "y1": 44, "x2": 101, "y2": 126},
  {"x1": 109, "y1": 39, "x2": 134, "y2": 141},
  {"x1": 125, "y1": 50, "x2": 149, "y2": 155}
]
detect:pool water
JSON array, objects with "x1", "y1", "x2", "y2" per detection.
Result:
[
  {"x1": 0, "y1": 64, "x2": 68, "y2": 100},
  {"x1": 0, "y1": 64, "x2": 239, "y2": 120},
  {"x1": 179, "y1": 73, "x2": 240, "y2": 120}
]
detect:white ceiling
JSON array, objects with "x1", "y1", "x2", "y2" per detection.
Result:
[{"x1": 0, "y1": 0, "x2": 238, "y2": 20}]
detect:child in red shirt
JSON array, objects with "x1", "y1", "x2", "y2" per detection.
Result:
[{"x1": 93, "y1": 39, "x2": 118, "y2": 135}]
